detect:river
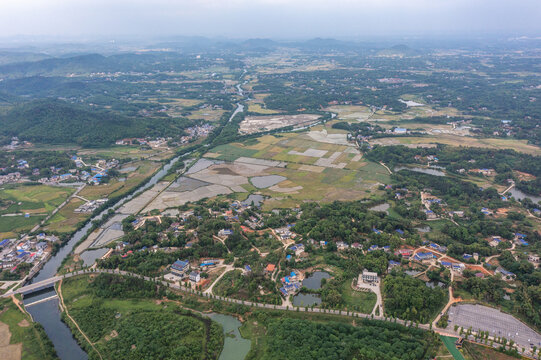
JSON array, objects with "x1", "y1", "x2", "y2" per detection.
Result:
[
  {"x1": 208, "y1": 313, "x2": 251, "y2": 360},
  {"x1": 24, "y1": 85, "x2": 248, "y2": 360}
]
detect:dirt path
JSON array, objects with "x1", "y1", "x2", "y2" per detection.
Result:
[
  {"x1": 57, "y1": 280, "x2": 103, "y2": 360},
  {"x1": 379, "y1": 162, "x2": 392, "y2": 175}
]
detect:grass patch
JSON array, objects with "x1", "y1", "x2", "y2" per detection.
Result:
[
  {"x1": 0, "y1": 298, "x2": 57, "y2": 360},
  {"x1": 341, "y1": 281, "x2": 377, "y2": 314}
]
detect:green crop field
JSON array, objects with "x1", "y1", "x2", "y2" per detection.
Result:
[{"x1": 0, "y1": 184, "x2": 74, "y2": 234}]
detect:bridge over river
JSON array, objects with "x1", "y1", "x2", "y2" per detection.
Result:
[{"x1": 6, "y1": 268, "x2": 540, "y2": 358}]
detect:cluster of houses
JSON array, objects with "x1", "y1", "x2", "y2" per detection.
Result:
[
  {"x1": 0, "y1": 171, "x2": 22, "y2": 185},
  {"x1": 1, "y1": 137, "x2": 31, "y2": 150},
  {"x1": 168, "y1": 259, "x2": 211, "y2": 285},
  {"x1": 469, "y1": 168, "x2": 496, "y2": 177},
  {"x1": 279, "y1": 271, "x2": 302, "y2": 296},
  {"x1": 0, "y1": 233, "x2": 57, "y2": 274},
  {"x1": 115, "y1": 124, "x2": 214, "y2": 148},
  {"x1": 74, "y1": 199, "x2": 108, "y2": 213}
]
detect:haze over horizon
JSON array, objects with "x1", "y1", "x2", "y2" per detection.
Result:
[{"x1": 0, "y1": 0, "x2": 539, "y2": 40}]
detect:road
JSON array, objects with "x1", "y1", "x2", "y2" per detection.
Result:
[
  {"x1": 7, "y1": 268, "x2": 540, "y2": 357},
  {"x1": 30, "y1": 184, "x2": 86, "y2": 233}
]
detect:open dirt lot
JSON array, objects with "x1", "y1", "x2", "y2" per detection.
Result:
[
  {"x1": 239, "y1": 114, "x2": 320, "y2": 134},
  {"x1": 0, "y1": 322, "x2": 21, "y2": 360}
]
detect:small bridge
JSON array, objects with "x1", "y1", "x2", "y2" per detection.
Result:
[{"x1": 5, "y1": 274, "x2": 66, "y2": 297}]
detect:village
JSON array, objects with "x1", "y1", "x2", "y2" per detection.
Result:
[{"x1": 0, "y1": 232, "x2": 58, "y2": 281}]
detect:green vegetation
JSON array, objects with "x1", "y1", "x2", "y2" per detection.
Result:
[
  {"x1": 0, "y1": 184, "x2": 74, "y2": 234},
  {"x1": 61, "y1": 274, "x2": 223, "y2": 360},
  {"x1": 0, "y1": 298, "x2": 57, "y2": 360},
  {"x1": 0, "y1": 99, "x2": 197, "y2": 147},
  {"x1": 213, "y1": 269, "x2": 281, "y2": 304},
  {"x1": 243, "y1": 314, "x2": 439, "y2": 360},
  {"x1": 383, "y1": 271, "x2": 447, "y2": 323}
]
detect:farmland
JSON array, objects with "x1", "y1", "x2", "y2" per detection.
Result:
[{"x1": 0, "y1": 185, "x2": 74, "y2": 235}]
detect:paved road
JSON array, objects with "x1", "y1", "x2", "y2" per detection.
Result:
[{"x1": 7, "y1": 268, "x2": 540, "y2": 357}]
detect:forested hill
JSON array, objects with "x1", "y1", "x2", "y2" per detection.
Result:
[{"x1": 0, "y1": 99, "x2": 192, "y2": 147}]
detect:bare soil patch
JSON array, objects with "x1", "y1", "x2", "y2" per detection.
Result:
[{"x1": 239, "y1": 114, "x2": 320, "y2": 134}]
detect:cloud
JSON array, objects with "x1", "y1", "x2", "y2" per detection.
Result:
[{"x1": 0, "y1": 0, "x2": 539, "y2": 38}]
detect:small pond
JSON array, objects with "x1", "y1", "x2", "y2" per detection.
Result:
[
  {"x1": 426, "y1": 281, "x2": 446, "y2": 289},
  {"x1": 302, "y1": 271, "x2": 331, "y2": 290},
  {"x1": 405, "y1": 270, "x2": 421, "y2": 277},
  {"x1": 368, "y1": 203, "x2": 389, "y2": 214},
  {"x1": 399, "y1": 99, "x2": 425, "y2": 107},
  {"x1": 507, "y1": 188, "x2": 541, "y2": 204},
  {"x1": 293, "y1": 293, "x2": 322, "y2": 307},
  {"x1": 208, "y1": 313, "x2": 251, "y2": 360},
  {"x1": 250, "y1": 175, "x2": 286, "y2": 189},
  {"x1": 80, "y1": 248, "x2": 109, "y2": 267},
  {"x1": 186, "y1": 158, "x2": 222, "y2": 175},
  {"x1": 292, "y1": 271, "x2": 331, "y2": 306},
  {"x1": 241, "y1": 194, "x2": 265, "y2": 207},
  {"x1": 394, "y1": 166, "x2": 446, "y2": 177},
  {"x1": 415, "y1": 226, "x2": 431, "y2": 233}
]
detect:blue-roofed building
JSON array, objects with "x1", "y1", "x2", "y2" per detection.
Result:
[
  {"x1": 388, "y1": 260, "x2": 400, "y2": 270},
  {"x1": 171, "y1": 260, "x2": 189, "y2": 277},
  {"x1": 0, "y1": 239, "x2": 10, "y2": 248},
  {"x1": 496, "y1": 267, "x2": 516, "y2": 281},
  {"x1": 414, "y1": 252, "x2": 434, "y2": 261},
  {"x1": 368, "y1": 245, "x2": 379, "y2": 252},
  {"x1": 463, "y1": 253, "x2": 473, "y2": 260},
  {"x1": 218, "y1": 229, "x2": 234, "y2": 237},
  {"x1": 286, "y1": 254, "x2": 292, "y2": 261},
  {"x1": 395, "y1": 229, "x2": 405, "y2": 235},
  {"x1": 372, "y1": 228, "x2": 382, "y2": 235},
  {"x1": 519, "y1": 239, "x2": 529, "y2": 246},
  {"x1": 440, "y1": 261, "x2": 452, "y2": 268},
  {"x1": 200, "y1": 260, "x2": 218, "y2": 268}
]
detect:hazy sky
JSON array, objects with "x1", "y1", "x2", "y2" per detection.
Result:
[{"x1": 0, "y1": 0, "x2": 539, "y2": 39}]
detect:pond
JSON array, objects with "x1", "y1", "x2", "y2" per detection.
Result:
[
  {"x1": 415, "y1": 226, "x2": 431, "y2": 233},
  {"x1": 250, "y1": 175, "x2": 286, "y2": 189},
  {"x1": 405, "y1": 270, "x2": 421, "y2": 277},
  {"x1": 399, "y1": 99, "x2": 425, "y2": 107},
  {"x1": 208, "y1": 313, "x2": 251, "y2": 360},
  {"x1": 186, "y1": 158, "x2": 222, "y2": 175},
  {"x1": 292, "y1": 293, "x2": 322, "y2": 307},
  {"x1": 292, "y1": 271, "x2": 331, "y2": 306},
  {"x1": 394, "y1": 166, "x2": 446, "y2": 177},
  {"x1": 80, "y1": 248, "x2": 109, "y2": 267},
  {"x1": 368, "y1": 203, "x2": 389, "y2": 214},
  {"x1": 507, "y1": 188, "x2": 541, "y2": 204},
  {"x1": 302, "y1": 271, "x2": 331, "y2": 290},
  {"x1": 241, "y1": 194, "x2": 265, "y2": 207}
]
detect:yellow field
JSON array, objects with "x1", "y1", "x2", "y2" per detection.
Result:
[
  {"x1": 372, "y1": 135, "x2": 541, "y2": 155},
  {"x1": 247, "y1": 103, "x2": 280, "y2": 114}
]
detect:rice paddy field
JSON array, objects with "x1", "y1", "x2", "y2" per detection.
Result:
[
  {"x1": 370, "y1": 135, "x2": 541, "y2": 154},
  {"x1": 203, "y1": 130, "x2": 390, "y2": 210}
]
